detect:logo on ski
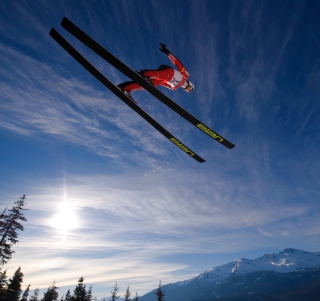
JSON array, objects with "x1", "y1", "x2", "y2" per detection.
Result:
[
  {"x1": 197, "y1": 124, "x2": 224, "y2": 142},
  {"x1": 170, "y1": 138, "x2": 195, "y2": 157}
]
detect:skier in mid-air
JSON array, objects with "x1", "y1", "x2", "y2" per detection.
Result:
[{"x1": 118, "y1": 43, "x2": 194, "y2": 104}]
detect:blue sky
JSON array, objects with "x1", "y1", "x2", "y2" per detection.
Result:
[{"x1": 0, "y1": 0, "x2": 320, "y2": 299}]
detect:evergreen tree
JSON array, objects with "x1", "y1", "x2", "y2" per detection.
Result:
[
  {"x1": 4, "y1": 266, "x2": 24, "y2": 301},
  {"x1": 85, "y1": 285, "x2": 93, "y2": 301},
  {"x1": 110, "y1": 282, "x2": 120, "y2": 301},
  {"x1": 0, "y1": 208, "x2": 7, "y2": 229},
  {"x1": 133, "y1": 291, "x2": 139, "y2": 301},
  {"x1": 42, "y1": 281, "x2": 59, "y2": 301},
  {"x1": 29, "y1": 288, "x2": 40, "y2": 301},
  {"x1": 73, "y1": 277, "x2": 87, "y2": 301},
  {"x1": 154, "y1": 281, "x2": 165, "y2": 301},
  {"x1": 0, "y1": 208, "x2": 11, "y2": 267},
  {"x1": 64, "y1": 289, "x2": 72, "y2": 301},
  {"x1": 124, "y1": 286, "x2": 131, "y2": 301},
  {"x1": 0, "y1": 269, "x2": 8, "y2": 294},
  {"x1": 20, "y1": 284, "x2": 30, "y2": 301},
  {"x1": 0, "y1": 195, "x2": 27, "y2": 266}
]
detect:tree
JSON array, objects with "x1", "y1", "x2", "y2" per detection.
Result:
[
  {"x1": 66, "y1": 289, "x2": 72, "y2": 301},
  {"x1": 3, "y1": 266, "x2": 24, "y2": 301},
  {"x1": 29, "y1": 288, "x2": 40, "y2": 301},
  {"x1": 72, "y1": 277, "x2": 87, "y2": 301},
  {"x1": 0, "y1": 195, "x2": 27, "y2": 266},
  {"x1": 154, "y1": 281, "x2": 165, "y2": 301},
  {"x1": 133, "y1": 291, "x2": 139, "y2": 301},
  {"x1": 110, "y1": 282, "x2": 120, "y2": 301},
  {"x1": 42, "y1": 281, "x2": 59, "y2": 301},
  {"x1": 85, "y1": 285, "x2": 94, "y2": 301},
  {"x1": 124, "y1": 286, "x2": 131, "y2": 301},
  {"x1": 0, "y1": 208, "x2": 11, "y2": 267},
  {"x1": 20, "y1": 284, "x2": 30, "y2": 301},
  {"x1": 61, "y1": 290, "x2": 72, "y2": 301},
  {"x1": 0, "y1": 269, "x2": 8, "y2": 299},
  {"x1": 0, "y1": 208, "x2": 7, "y2": 227}
]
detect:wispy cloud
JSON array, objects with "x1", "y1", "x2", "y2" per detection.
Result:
[
  {"x1": 4, "y1": 165, "x2": 320, "y2": 296},
  {"x1": 0, "y1": 41, "x2": 174, "y2": 165},
  {"x1": 0, "y1": 166, "x2": 316, "y2": 300}
]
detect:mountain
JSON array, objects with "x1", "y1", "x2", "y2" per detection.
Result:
[{"x1": 140, "y1": 248, "x2": 320, "y2": 301}]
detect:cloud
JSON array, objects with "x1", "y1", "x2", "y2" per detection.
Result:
[
  {"x1": 0, "y1": 41, "x2": 174, "y2": 165},
  {"x1": 3, "y1": 166, "x2": 319, "y2": 297},
  {"x1": 7, "y1": 166, "x2": 320, "y2": 243}
]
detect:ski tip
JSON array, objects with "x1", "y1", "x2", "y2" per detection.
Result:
[
  {"x1": 49, "y1": 28, "x2": 57, "y2": 38},
  {"x1": 61, "y1": 16, "x2": 70, "y2": 27}
]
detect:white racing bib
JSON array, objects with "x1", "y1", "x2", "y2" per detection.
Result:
[{"x1": 168, "y1": 69, "x2": 184, "y2": 88}]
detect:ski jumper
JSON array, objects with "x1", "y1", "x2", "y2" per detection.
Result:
[{"x1": 118, "y1": 53, "x2": 190, "y2": 93}]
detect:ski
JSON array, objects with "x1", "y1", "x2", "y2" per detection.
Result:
[
  {"x1": 49, "y1": 28, "x2": 205, "y2": 163},
  {"x1": 60, "y1": 17, "x2": 235, "y2": 149}
]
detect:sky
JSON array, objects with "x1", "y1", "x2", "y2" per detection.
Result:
[{"x1": 0, "y1": 0, "x2": 320, "y2": 299}]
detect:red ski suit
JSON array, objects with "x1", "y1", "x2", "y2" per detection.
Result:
[{"x1": 119, "y1": 53, "x2": 190, "y2": 93}]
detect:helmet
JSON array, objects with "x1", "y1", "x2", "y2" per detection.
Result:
[{"x1": 183, "y1": 80, "x2": 194, "y2": 92}]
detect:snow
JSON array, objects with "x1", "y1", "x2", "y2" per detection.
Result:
[{"x1": 195, "y1": 248, "x2": 320, "y2": 283}]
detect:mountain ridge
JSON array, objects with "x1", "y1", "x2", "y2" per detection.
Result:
[{"x1": 140, "y1": 248, "x2": 320, "y2": 301}]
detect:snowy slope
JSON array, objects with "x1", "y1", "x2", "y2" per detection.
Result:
[
  {"x1": 140, "y1": 249, "x2": 320, "y2": 301},
  {"x1": 148, "y1": 248, "x2": 320, "y2": 290},
  {"x1": 140, "y1": 248, "x2": 320, "y2": 301},
  {"x1": 197, "y1": 248, "x2": 320, "y2": 283}
]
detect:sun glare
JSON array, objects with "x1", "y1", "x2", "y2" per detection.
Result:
[{"x1": 50, "y1": 202, "x2": 79, "y2": 234}]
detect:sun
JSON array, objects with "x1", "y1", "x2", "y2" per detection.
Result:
[{"x1": 50, "y1": 202, "x2": 79, "y2": 234}]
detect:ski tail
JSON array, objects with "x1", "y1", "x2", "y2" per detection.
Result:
[{"x1": 49, "y1": 28, "x2": 205, "y2": 163}]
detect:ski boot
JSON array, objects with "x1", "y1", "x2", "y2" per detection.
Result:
[
  {"x1": 117, "y1": 86, "x2": 137, "y2": 105},
  {"x1": 136, "y1": 69, "x2": 154, "y2": 86}
]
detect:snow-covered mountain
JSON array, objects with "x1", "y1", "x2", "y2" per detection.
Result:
[
  {"x1": 197, "y1": 248, "x2": 320, "y2": 280},
  {"x1": 140, "y1": 248, "x2": 320, "y2": 301}
]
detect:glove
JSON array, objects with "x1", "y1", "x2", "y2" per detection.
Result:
[{"x1": 159, "y1": 43, "x2": 170, "y2": 55}]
